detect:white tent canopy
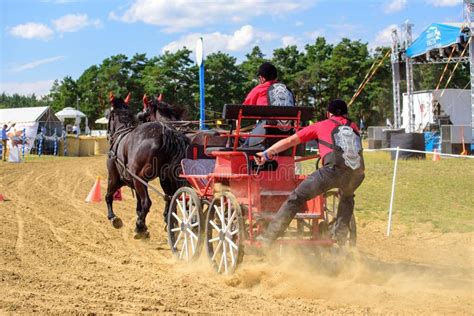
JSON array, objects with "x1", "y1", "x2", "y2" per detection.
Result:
[
  {"x1": 0, "y1": 106, "x2": 50, "y2": 125},
  {"x1": 55, "y1": 107, "x2": 86, "y2": 121}
]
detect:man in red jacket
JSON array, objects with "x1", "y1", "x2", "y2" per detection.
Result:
[
  {"x1": 243, "y1": 62, "x2": 278, "y2": 106},
  {"x1": 255, "y1": 99, "x2": 365, "y2": 246}
]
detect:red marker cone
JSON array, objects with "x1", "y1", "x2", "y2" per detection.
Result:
[
  {"x1": 0, "y1": 194, "x2": 5, "y2": 202},
  {"x1": 113, "y1": 188, "x2": 122, "y2": 201},
  {"x1": 432, "y1": 148, "x2": 440, "y2": 161},
  {"x1": 85, "y1": 176, "x2": 102, "y2": 203}
]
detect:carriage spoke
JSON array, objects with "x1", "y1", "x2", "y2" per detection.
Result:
[
  {"x1": 218, "y1": 251, "x2": 224, "y2": 273},
  {"x1": 187, "y1": 230, "x2": 196, "y2": 254},
  {"x1": 228, "y1": 240, "x2": 236, "y2": 265},
  {"x1": 172, "y1": 212, "x2": 182, "y2": 224},
  {"x1": 227, "y1": 198, "x2": 231, "y2": 224},
  {"x1": 184, "y1": 233, "x2": 189, "y2": 261},
  {"x1": 229, "y1": 229, "x2": 239, "y2": 236},
  {"x1": 190, "y1": 221, "x2": 199, "y2": 228},
  {"x1": 188, "y1": 205, "x2": 197, "y2": 222},
  {"x1": 225, "y1": 236, "x2": 238, "y2": 250},
  {"x1": 211, "y1": 240, "x2": 222, "y2": 261},
  {"x1": 179, "y1": 233, "x2": 186, "y2": 259},
  {"x1": 186, "y1": 228, "x2": 198, "y2": 241},
  {"x1": 177, "y1": 202, "x2": 187, "y2": 222},
  {"x1": 173, "y1": 231, "x2": 183, "y2": 249},
  {"x1": 180, "y1": 194, "x2": 188, "y2": 222},
  {"x1": 223, "y1": 240, "x2": 228, "y2": 274},
  {"x1": 209, "y1": 220, "x2": 221, "y2": 232},
  {"x1": 225, "y1": 209, "x2": 237, "y2": 231},
  {"x1": 171, "y1": 227, "x2": 181, "y2": 232},
  {"x1": 209, "y1": 236, "x2": 220, "y2": 243}
]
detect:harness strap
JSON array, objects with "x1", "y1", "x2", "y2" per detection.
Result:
[{"x1": 109, "y1": 151, "x2": 168, "y2": 200}]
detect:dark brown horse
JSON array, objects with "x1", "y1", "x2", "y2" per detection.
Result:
[
  {"x1": 106, "y1": 96, "x2": 189, "y2": 238},
  {"x1": 137, "y1": 95, "x2": 228, "y2": 157}
]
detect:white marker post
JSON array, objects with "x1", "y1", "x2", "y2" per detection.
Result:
[
  {"x1": 386, "y1": 146, "x2": 400, "y2": 237},
  {"x1": 196, "y1": 38, "x2": 205, "y2": 130}
]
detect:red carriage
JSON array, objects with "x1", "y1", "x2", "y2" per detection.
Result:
[{"x1": 166, "y1": 104, "x2": 352, "y2": 274}]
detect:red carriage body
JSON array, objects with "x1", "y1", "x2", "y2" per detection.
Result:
[{"x1": 167, "y1": 105, "x2": 340, "y2": 274}]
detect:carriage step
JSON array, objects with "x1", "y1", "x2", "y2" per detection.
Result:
[{"x1": 254, "y1": 212, "x2": 322, "y2": 221}]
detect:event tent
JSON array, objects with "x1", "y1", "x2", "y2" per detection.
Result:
[
  {"x1": 0, "y1": 106, "x2": 62, "y2": 153},
  {"x1": 406, "y1": 23, "x2": 466, "y2": 59}
]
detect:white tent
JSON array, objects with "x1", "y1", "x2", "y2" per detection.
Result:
[
  {"x1": 56, "y1": 107, "x2": 87, "y2": 135},
  {"x1": 0, "y1": 106, "x2": 62, "y2": 154},
  {"x1": 55, "y1": 107, "x2": 86, "y2": 120}
]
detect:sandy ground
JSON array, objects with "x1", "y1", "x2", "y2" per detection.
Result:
[{"x1": 0, "y1": 156, "x2": 472, "y2": 314}]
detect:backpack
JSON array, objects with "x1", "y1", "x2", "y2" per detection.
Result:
[
  {"x1": 267, "y1": 83, "x2": 295, "y2": 106},
  {"x1": 318, "y1": 119, "x2": 364, "y2": 170},
  {"x1": 267, "y1": 83, "x2": 295, "y2": 130}
]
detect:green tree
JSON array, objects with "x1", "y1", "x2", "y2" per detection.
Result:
[{"x1": 204, "y1": 52, "x2": 246, "y2": 118}]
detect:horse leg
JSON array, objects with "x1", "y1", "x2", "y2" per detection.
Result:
[
  {"x1": 106, "y1": 159, "x2": 123, "y2": 229},
  {"x1": 133, "y1": 180, "x2": 152, "y2": 240}
]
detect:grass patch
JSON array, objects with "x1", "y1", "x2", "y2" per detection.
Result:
[{"x1": 303, "y1": 152, "x2": 474, "y2": 233}]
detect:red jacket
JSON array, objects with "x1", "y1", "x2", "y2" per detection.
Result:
[
  {"x1": 243, "y1": 80, "x2": 278, "y2": 106},
  {"x1": 296, "y1": 116, "x2": 360, "y2": 162}
]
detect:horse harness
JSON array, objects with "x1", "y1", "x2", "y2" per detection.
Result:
[{"x1": 108, "y1": 127, "x2": 169, "y2": 201}]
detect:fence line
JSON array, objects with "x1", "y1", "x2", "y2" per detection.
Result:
[{"x1": 364, "y1": 147, "x2": 474, "y2": 159}]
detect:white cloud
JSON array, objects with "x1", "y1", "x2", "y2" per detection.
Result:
[
  {"x1": 162, "y1": 25, "x2": 273, "y2": 55},
  {"x1": 384, "y1": 0, "x2": 407, "y2": 13},
  {"x1": 282, "y1": 36, "x2": 298, "y2": 47},
  {"x1": 371, "y1": 24, "x2": 398, "y2": 49},
  {"x1": 8, "y1": 23, "x2": 54, "y2": 40},
  {"x1": 111, "y1": 0, "x2": 311, "y2": 32},
  {"x1": 52, "y1": 14, "x2": 101, "y2": 33},
  {"x1": 0, "y1": 80, "x2": 55, "y2": 97},
  {"x1": 305, "y1": 29, "x2": 324, "y2": 40},
  {"x1": 12, "y1": 56, "x2": 65, "y2": 72},
  {"x1": 429, "y1": 0, "x2": 462, "y2": 7}
]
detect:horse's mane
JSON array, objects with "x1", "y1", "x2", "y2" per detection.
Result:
[
  {"x1": 152, "y1": 99, "x2": 186, "y2": 121},
  {"x1": 115, "y1": 108, "x2": 138, "y2": 128}
]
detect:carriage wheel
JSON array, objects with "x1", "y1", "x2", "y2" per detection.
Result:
[
  {"x1": 167, "y1": 187, "x2": 203, "y2": 261},
  {"x1": 205, "y1": 191, "x2": 244, "y2": 274},
  {"x1": 323, "y1": 190, "x2": 357, "y2": 246}
]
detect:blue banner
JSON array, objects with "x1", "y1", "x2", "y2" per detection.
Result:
[{"x1": 406, "y1": 23, "x2": 464, "y2": 58}]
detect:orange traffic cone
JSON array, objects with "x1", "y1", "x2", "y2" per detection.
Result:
[
  {"x1": 85, "y1": 176, "x2": 102, "y2": 203},
  {"x1": 432, "y1": 148, "x2": 440, "y2": 161},
  {"x1": 113, "y1": 188, "x2": 122, "y2": 201}
]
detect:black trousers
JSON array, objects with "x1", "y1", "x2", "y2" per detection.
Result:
[{"x1": 264, "y1": 165, "x2": 365, "y2": 240}]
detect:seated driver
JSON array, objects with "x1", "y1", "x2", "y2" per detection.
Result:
[{"x1": 243, "y1": 62, "x2": 295, "y2": 147}]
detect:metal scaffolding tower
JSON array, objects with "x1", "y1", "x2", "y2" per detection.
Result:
[
  {"x1": 391, "y1": 29, "x2": 401, "y2": 128},
  {"x1": 465, "y1": 0, "x2": 474, "y2": 141},
  {"x1": 402, "y1": 21, "x2": 415, "y2": 133}
]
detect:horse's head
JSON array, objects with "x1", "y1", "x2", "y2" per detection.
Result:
[
  {"x1": 107, "y1": 93, "x2": 137, "y2": 140},
  {"x1": 138, "y1": 94, "x2": 185, "y2": 123}
]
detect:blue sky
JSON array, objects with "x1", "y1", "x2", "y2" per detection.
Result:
[{"x1": 0, "y1": 0, "x2": 464, "y2": 96}]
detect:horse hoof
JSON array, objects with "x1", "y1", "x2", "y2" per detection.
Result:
[
  {"x1": 134, "y1": 231, "x2": 150, "y2": 240},
  {"x1": 111, "y1": 217, "x2": 123, "y2": 229}
]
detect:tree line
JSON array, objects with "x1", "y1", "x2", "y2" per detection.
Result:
[{"x1": 0, "y1": 36, "x2": 469, "y2": 128}]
